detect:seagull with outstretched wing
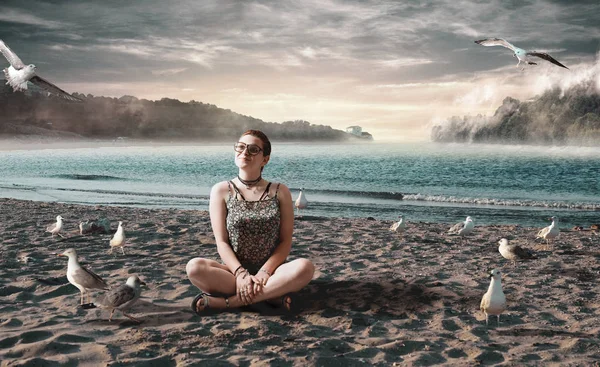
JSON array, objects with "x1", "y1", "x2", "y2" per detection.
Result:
[
  {"x1": 0, "y1": 39, "x2": 82, "y2": 101},
  {"x1": 474, "y1": 38, "x2": 568, "y2": 70}
]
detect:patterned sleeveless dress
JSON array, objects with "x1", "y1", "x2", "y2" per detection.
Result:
[{"x1": 226, "y1": 181, "x2": 281, "y2": 274}]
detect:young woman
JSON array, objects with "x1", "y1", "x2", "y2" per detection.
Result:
[{"x1": 187, "y1": 130, "x2": 315, "y2": 314}]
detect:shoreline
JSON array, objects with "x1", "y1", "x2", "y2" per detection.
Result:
[
  {"x1": 0, "y1": 136, "x2": 376, "y2": 152},
  {"x1": 1, "y1": 198, "x2": 600, "y2": 365}
]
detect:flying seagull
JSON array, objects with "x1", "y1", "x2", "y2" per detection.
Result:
[
  {"x1": 0, "y1": 39, "x2": 82, "y2": 101},
  {"x1": 474, "y1": 38, "x2": 568, "y2": 70}
]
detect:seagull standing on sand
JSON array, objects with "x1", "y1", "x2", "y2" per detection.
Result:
[
  {"x1": 448, "y1": 216, "x2": 474, "y2": 240},
  {"x1": 536, "y1": 216, "x2": 559, "y2": 248},
  {"x1": 57, "y1": 248, "x2": 109, "y2": 305},
  {"x1": 96, "y1": 276, "x2": 146, "y2": 322},
  {"x1": 109, "y1": 221, "x2": 126, "y2": 255},
  {"x1": 480, "y1": 269, "x2": 506, "y2": 327},
  {"x1": 498, "y1": 238, "x2": 536, "y2": 266},
  {"x1": 474, "y1": 38, "x2": 569, "y2": 70},
  {"x1": 389, "y1": 215, "x2": 406, "y2": 233},
  {"x1": 295, "y1": 188, "x2": 308, "y2": 215},
  {"x1": 46, "y1": 215, "x2": 64, "y2": 238},
  {"x1": 0, "y1": 39, "x2": 82, "y2": 101}
]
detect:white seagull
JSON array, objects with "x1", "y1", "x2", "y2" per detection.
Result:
[
  {"x1": 109, "y1": 221, "x2": 126, "y2": 255},
  {"x1": 498, "y1": 238, "x2": 536, "y2": 266},
  {"x1": 46, "y1": 215, "x2": 65, "y2": 238},
  {"x1": 536, "y1": 216, "x2": 559, "y2": 248},
  {"x1": 480, "y1": 268, "x2": 506, "y2": 327},
  {"x1": 96, "y1": 275, "x2": 146, "y2": 322},
  {"x1": 474, "y1": 38, "x2": 569, "y2": 70},
  {"x1": 295, "y1": 188, "x2": 308, "y2": 215},
  {"x1": 0, "y1": 39, "x2": 82, "y2": 101},
  {"x1": 389, "y1": 215, "x2": 406, "y2": 233},
  {"x1": 57, "y1": 248, "x2": 109, "y2": 305},
  {"x1": 448, "y1": 216, "x2": 474, "y2": 237}
]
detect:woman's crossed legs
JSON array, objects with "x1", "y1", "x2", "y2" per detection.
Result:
[{"x1": 186, "y1": 258, "x2": 314, "y2": 311}]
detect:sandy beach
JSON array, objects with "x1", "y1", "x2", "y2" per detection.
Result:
[{"x1": 1, "y1": 197, "x2": 600, "y2": 366}]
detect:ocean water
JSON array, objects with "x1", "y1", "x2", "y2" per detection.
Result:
[{"x1": 0, "y1": 142, "x2": 599, "y2": 227}]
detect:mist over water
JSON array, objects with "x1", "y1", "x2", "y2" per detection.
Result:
[{"x1": 0, "y1": 141, "x2": 598, "y2": 227}]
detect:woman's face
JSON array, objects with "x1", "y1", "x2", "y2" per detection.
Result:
[{"x1": 234, "y1": 134, "x2": 270, "y2": 171}]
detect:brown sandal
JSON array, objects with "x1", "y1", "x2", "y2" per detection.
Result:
[
  {"x1": 266, "y1": 294, "x2": 293, "y2": 311},
  {"x1": 191, "y1": 292, "x2": 231, "y2": 315}
]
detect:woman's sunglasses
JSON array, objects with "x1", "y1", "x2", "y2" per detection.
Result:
[{"x1": 234, "y1": 142, "x2": 263, "y2": 156}]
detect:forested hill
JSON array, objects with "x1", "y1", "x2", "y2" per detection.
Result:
[
  {"x1": 431, "y1": 80, "x2": 600, "y2": 145},
  {"x1": 0, "y1": 83, "x2": 354, "y2": 141}
]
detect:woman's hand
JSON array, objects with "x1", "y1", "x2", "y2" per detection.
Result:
[
  {"x1": 253, "y1": 270, "x2": 270, "y2": 293},
  {"x1": 236, "y1": 270, "x2": 255, "y2": 305}
]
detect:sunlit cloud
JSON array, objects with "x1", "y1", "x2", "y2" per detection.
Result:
[{"x1": 151, "y1": 68, "x2": 188, "y2": 76}]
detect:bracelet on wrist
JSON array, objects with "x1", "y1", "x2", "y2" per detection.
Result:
[
  {"x1": 233, "y1": 265, "x2": 244, "y2": 276},
  {"x1": 236, "y1": 269, "x2": 248, "y2": 279},
  {"x1": 260, "y1": 268, "x2": 272, "y2": 276}
]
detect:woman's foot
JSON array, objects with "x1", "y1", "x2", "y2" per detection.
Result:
[
  {"x1": 266, "y1": 294, "x2": 293, "y2": 311},
  {"x1": 191, "y1": 292, "x2": 210, "y2": 315},
  {"x1": 191, "y1": 292, "x2": 235, "y2": 315}
]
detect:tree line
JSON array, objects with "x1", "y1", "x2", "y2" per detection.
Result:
[{"x1": 0, "y1": 84, "x2": 355, "y2": 141}]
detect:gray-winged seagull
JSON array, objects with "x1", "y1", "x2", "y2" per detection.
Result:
[
  {"x1": 96, "y1": 275, "x2": 146, "y2": 322},
  {"x1": 498, "y1": 238, "x2": 536, "y2": 266},
  {"x1": 480, "y1": 269, "x2": 506, "y2": 327},
  {"x1": 57, "y1": 248, "x2": 109, "y2": 305},
  {"x1": 46, "y1": 215, "x2": 65, "y2": 238},
  {"x1": 536, "y1": 216, "x2": 559, "y2": 248},
  {"x1": 474, "y1": 38, "x2": 569, "y2": 70},
  {"x1": 0, "y1": 39, "x2": 82, "y2": 101},
  {"x1": 448, "y1": 216, "x2": 474, "y2": 237}
]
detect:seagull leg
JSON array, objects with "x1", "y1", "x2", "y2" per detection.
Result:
[
  {"x1": 497, "y1": 315, "x2": 501, "y2": 327},
  {"x1": 122, "y1": 311, "x2": 141, "y2": 323},
  {"x1": 58, "y1": 233, "x2": 65, "y2": 238},
  {"x1": 109, "y1": 247, "x2": 113, "y2": 254},
  {"x1": 80, "y1": 291, "x2": 85, "y2": 305},
  {"x1": 109, "y1": 309, "x2": 115, "y2": 322},
  {"x1": 121, "y1": 247, "x2": 125, "y2": 255},
  {"x1": 485, "y1": 314, "x2": 489, "y2": 327}
]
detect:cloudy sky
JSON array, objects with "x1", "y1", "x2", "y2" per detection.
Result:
[{"x1": 1, "y1": 0, "x2": 599, "y2": 140}]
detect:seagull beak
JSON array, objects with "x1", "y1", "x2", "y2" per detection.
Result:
[{"x1": 56, "y1": 253, "x2": 65, "y2": 257}]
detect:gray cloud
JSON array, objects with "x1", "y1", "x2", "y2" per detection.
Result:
[
  {"x1": 0, "y1": 0, "x2": 598, "y2": 139},
  {"x1": 2, "y1": 0, "x2": 597, "y2": 77}
]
